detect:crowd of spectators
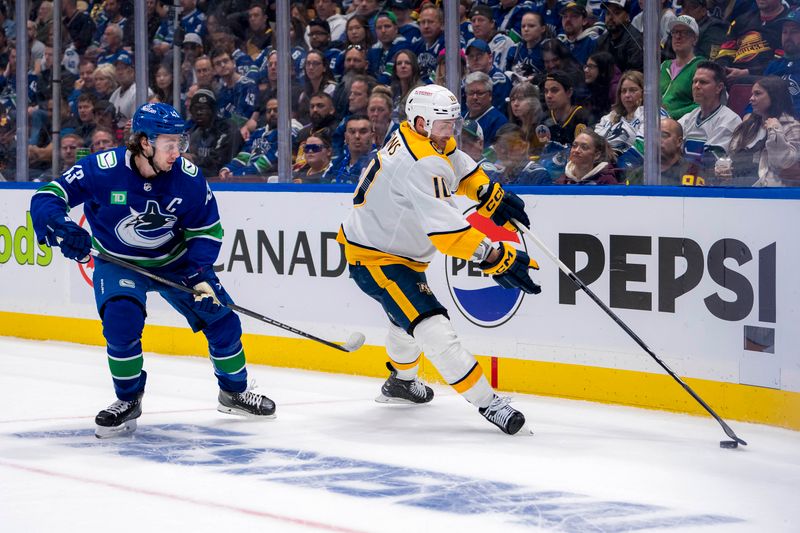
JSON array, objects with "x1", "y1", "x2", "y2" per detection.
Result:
[{"x1": 1, "y1": 0, "x2": 799, "y2": 187}]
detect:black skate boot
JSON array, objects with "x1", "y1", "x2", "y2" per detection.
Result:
[
  {"x1": 479, "y1": 395, "x2": 527, "y2": 435},
  {"x1": 375, "y1": 362, "x2": 434, "y2": 404},
  {"x1": 95, "y1": 391, "x2": 144, "y2": 439},
  {"x1": 218, "y1": 389, "x2": 276, "y2": 417}
]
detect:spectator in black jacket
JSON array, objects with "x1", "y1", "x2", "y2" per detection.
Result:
[
  {"x1": 596, "y1": 0, "x2": 644, "y2": 74},
  {"x1": 63, "y1": 0, "x2": 95, "y2": 55},
  {"x1": 186, "y1": 89, "x2": 243, "y2": 179},
  {"x1": 678, "y1": 0, "x2": 728, "y2": 60}
]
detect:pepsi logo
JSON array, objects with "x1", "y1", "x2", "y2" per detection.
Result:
[{"x1": 445, "y1": 212, "x2": 527, "y2": 327}]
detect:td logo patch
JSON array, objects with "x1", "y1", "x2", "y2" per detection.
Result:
[{"x1": 445, "y1": 212, "x2": 527, "y2": 327}]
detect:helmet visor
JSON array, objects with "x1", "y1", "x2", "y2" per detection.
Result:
[
  {"x1": 152, "y1": 134, "x2": 189, "y2": 154},
  {"x1": 430, "y1": 118, "x2": 462, "y2": 139}
]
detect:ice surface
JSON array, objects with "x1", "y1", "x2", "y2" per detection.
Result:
[{"x1": 1, "y1": 337, "x2": 798, "y2": 532}]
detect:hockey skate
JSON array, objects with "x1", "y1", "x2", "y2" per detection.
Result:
[
  {"x1": 95, "y1": 391, "x2": 144, "y2": 439},
  {"x1": 479, "y1": 395, "x2": 529, "y2": 435},
  {"x1": 375, "y1": 362, "x2": 434, "y2": 404},
  {"x1": 217, "y1": 389, "x2": 276, "y2": 417}
]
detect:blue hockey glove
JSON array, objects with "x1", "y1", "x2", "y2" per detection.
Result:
[
  {"x1": 184, "y1": 267, "x2": 224, "y2": 315},
  {"x1": 476, "y1": 182, "x2": 530, "y2": 231},
  {"x1": 45, "y1": 216, "x2": 92, "y2": 262},
  {"x1": 480, "y1": 243, "x2": 541, "y2": 294}
]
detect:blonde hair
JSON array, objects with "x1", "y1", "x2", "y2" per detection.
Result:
[{"x1": 93, "y1": 63, "x2": 119, "y2": 93}]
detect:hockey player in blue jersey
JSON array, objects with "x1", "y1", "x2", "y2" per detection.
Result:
[{"x1": 29, "y1": 103, "x2": 275, "y2": 438}]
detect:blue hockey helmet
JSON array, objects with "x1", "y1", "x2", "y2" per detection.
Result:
[{"x1": 132, "y1": 103, "x2": 186, "y2": 139}]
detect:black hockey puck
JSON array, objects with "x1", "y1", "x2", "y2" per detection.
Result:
[{"x1": 720, "y1": 440, "x2": 738, "y2": 449}]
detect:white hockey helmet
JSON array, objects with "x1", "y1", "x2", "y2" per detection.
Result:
[{"x1": 405, "y1": 85, "x2": 461, "y2": 137}]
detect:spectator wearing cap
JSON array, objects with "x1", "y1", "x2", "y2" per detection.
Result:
[
  {"x1": 308, "y1": 19, "x2": 344, "y2": 75},
  {"x1": 507, "y1": 11, "x2": 548, "y2": 85},
  {"x1": 219, "y1": 96, "x2": 295, "y2": 181},
  {"x1": 463, "y1": 71, "x2": 509, "y2": 146},
  {"x1": 678, "y1": 61, "x2": 741, "y2": 176},
  {"x1": 660, "y1": 15, "x2": 705, "y2": 119},
  {"x1": 308, "y1": 0, "x2": 347, "y2": 44},
  {"x1": 187, "y1": 89, "x2": 242, "y2": 179},
  {"x1": 210, "y1": 47, "x2": 259, "y2": 131},
  {"x1": 764, "y1": 8, "x2": 800, "y2": 118},
  {"x1": 470, "y1": 4, "x2": 514, "y2": 71},
  {"x1": 180, "y1": 33, "x2": 206, "y2": 92},
  {"x1": 542, "y1": 70, "x2": 591, "y2": 146},
  {"x1": 557, "y1": 2, "x2": 599, "y2": 65},
  {"x1": 461, "y1": 119, "x2": 496, "y2": 171},
  {"x1": 596, "y1": 0, "x2": 644, "y2": 74},
  {"x1": 368, "y1": 11, "x2": 409, "y2": 85},
  {"x1": 716, "y1": 0, "x2": 787, "y2": 80},
  {"x1": 292, "y1": 132, "x2": 334, "y2": 184},
  {"x1": 466, "y1": 38, "x2": 513, "y2": 113},
  {"x1": 387, "y1": 0, "x2": 421, "y2": 43},
  {"x1": 411, "y1": 5, "x2": 446, "y2": 82},
  {"x1": 109, "y1": 51, "x2": 151, "y2": 126},
  {"x1": 675, "y1": 0, "x2": 727, "y2": 60},
  {"x1": 63, "y1": 0, "x2": 95, "y2": 55}
]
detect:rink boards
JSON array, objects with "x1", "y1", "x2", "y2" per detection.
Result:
[{"x1": 0, "y1": 183, "x2": 798, "y2": 430}]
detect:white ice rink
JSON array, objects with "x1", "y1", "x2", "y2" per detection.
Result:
[{"x1": 1, "y1": 336, "x2": 798, "y2": 533}]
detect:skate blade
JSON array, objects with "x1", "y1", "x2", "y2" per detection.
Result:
[
  {"x1": 512, "y1": 421, "x2": 534, "y2": 437},
  {"x1": 95, "y1": 418, "x2": 138, "y2": 439},
  {"x1": 374, "y1": 393, "x2": 427, "y2": 405},
  {"x1": 217, "y1": 404, "x2": 276, "y2": 419}
]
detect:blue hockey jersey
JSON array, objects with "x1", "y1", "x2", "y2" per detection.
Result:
[{"x1": 30, "y1": 147, "x2": 223, "y2": 276}]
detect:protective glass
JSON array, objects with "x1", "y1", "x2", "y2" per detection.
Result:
[
  {"x1": 430, "y1": 118, "x2": 462, "y2": 139},
  {"x1": 152, "y1": 134, "x2": 189, "y2": 154}
]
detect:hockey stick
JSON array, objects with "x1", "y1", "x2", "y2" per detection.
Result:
[
  {"x1": 512, "y1": 220, "x2": 747, "y2": 448},
  {"x1": 89, "y1": 250, "x2": 366, "y2": 353}
]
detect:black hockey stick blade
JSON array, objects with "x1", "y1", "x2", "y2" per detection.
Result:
[
  {"x1": 90, "y1": 250, "x2": 365, "y2": 353},
  {"x1": 511, "y1": 220, "x2": 747, "y2": 447}
]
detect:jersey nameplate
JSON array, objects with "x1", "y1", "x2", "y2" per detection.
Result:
[
  {"x1": 181, "y1": 158, "x2": 198, "y2": 177},
  {"x1": 98, "y1": 151, "x2": 118, "y2": 169}
]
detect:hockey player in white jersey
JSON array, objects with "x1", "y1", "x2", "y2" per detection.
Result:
[{"x1": 337, "y1": 84, "x2": 541, "y2": 435}]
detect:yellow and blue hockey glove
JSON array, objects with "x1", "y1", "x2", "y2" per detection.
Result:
[
  {"x1": 476, "y1": 182, "x2": 530, "y2": 231},
  {"x1": 479, "y1": 242, "x2": 541, "y2": 294}
]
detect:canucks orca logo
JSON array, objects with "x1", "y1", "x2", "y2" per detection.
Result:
[
  {"x1": 445, "y1": 212, "x2": 526, "y2": 327},
  {"x1": 114, "y1": 200, "x2": 178, "y2": 249}
]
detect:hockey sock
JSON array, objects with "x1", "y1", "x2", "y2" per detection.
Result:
[
  {"x1": 204, "y1": 312, "x2": 248, "y2": 393},
  {"x1": 386, "y1": 323, "x2": 422, "y2": 380},
  {"x1": 102, "y1": 297, "x2": 146, "y2": 401},
  {"x1": 413, "y1": 315, "x2": 494, "y2": 408}
]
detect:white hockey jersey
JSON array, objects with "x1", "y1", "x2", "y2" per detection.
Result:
[
  {"x1": 337, "y1": 122, "x2": 492, "y2": 270},
  {"x1": 679, "y1": 104, "x2": 742, "y2": 155}
]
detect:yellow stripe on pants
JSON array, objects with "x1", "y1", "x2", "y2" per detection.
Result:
[{"x1": 366, "y1": 265, "x2": 420, "y2": 323}]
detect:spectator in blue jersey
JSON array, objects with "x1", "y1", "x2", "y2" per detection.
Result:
[
  {"x1": 387, "y1": 0, "x2": 421, "y2": 43},
  {"x1": 558, "y1": 2, "x2": 598, "y2": 65},
  {"x1": 470, "y1": 4, "x2": 515, "y2": 71},
  {"x1": 463, "y1": 71, "x2": 509, "y2": 146},
  {"x1": 459, "y1": 0, "x2": 475, "y2": 42},
  {"x1": 308, "y1": 19, "x2": 344, "y2": 76},
  {"x1": 219, "y1": 96, "x2": 288, "y2": 180},
  {"x1": 412, "y1": 4, "x2": 446, "y2": 82},
  {"x1": 30, "y1": 103, "x2": 276, "y2": 438},
  {"x1": 68, "y1": 58, "x2": 98, "y2": 114},
  {"x1": 210, "y1": 48, "x2": 258, "y2": 132},
  {"x1": 489, "y1": 123, "x2": 553, "y2": 185},
  {"x1": 368, "y1": 11, "x2": 409, "y2": 85},
  {"x1": 180, "y1": 0, "x2": 207, "y2": 37},
  {"x1": 325, "y1": 114, "x2": 376, "y2": 183},
  {"x1": 466, "y1": 39, "x2": 513, "y2": 113},
  {"x1": 96, "y1": 22, "x2": 126, "y2": 65},
  {"x1": 497, "y1": 0, "x2": 536, "y2": 38},
  {"x1": 92, "y1": 0, "x2": 130, "y2": 49},
  {"x1": 507, "y1": 11, "x2": 548, "y2": 85},
  {"x1": 152, "y1": 0, "x2": 206, "y2": 61},
  {"x1": 186, "y1": 89, "x2": 242, "y2": 178},
  {"x1": 764, "y1": 9, "x2": 800, "y2": 118}
]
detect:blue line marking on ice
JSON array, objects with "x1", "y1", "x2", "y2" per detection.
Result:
[{"x1": 13, "y1": 424, "x2": 742, "y2": 531}]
